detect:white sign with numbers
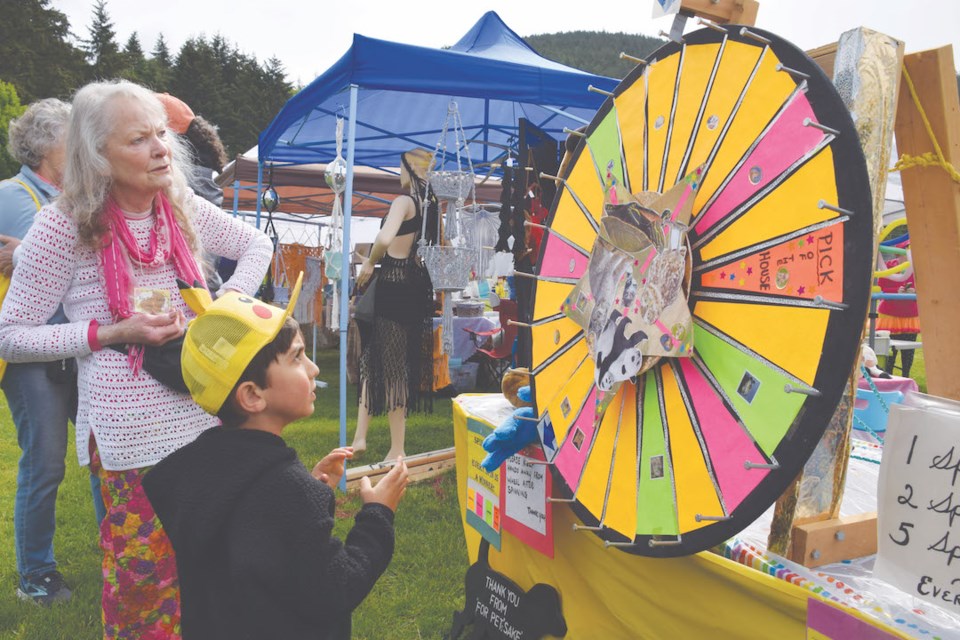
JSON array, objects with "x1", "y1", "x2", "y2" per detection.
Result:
[{"x1": 875, "y1": 394, "x2": 960, "y2": 615}]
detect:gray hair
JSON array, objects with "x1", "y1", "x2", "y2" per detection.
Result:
[
  {"x1": 60, "y1": 80, "x2": 198, "y2": 250},
  {"x1": 6, "y1": 98, "x2": 71, "y2": 168}
]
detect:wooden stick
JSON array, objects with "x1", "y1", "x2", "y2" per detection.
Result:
[
  {"x1": 619, "y1": 52, "x2": 648, "y2": 65},
  {"x1": 588, "y1": 85, "x2": 614, "y2": 97},
  {"x1": 344, "y1": 447, "x2": 456, "y2": 491}
]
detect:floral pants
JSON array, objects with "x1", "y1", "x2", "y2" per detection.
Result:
[{"x1": 90, "y1": 445, "x2": 181, "y2": 639}]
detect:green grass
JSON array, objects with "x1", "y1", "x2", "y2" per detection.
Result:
[{"x1": 0, "y1": 349, "x2": 466, "y2": 639}]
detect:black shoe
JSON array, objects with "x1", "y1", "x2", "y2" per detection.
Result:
[{"x1": 17, "y1": 570, "x2": 72, "y2": 606}]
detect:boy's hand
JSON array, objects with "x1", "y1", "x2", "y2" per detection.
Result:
[
  {"x1": 359, "y1": 457, "x2": 408, "y2": 512},
  {"x1": 312, "y1": 447, "x2": 354, "y2": 489}
]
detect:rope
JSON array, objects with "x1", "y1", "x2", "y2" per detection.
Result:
[
  {"x1": 852, "y1": 414, "x2": 885, "y2": 445},
  {"x1": 855, "y1": 364, "x2": 888, "y2": 444},
  {"x1": 889, "y1": 64, "x2": 960, "y2": 184}
]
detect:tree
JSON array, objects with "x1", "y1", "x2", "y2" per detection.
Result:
[
  {"x1": 144, "y1": 34, "x2": 173, "y2": 91},
  {"x1": 171, "y1": 36, "x2": 226, "y2": 122},
  {"x1": 85, "y1": 0, "x2": 124, "y2": 81},
  {"x1": 524, "y1": 31, "x2": 665, "y2": 79},
  {"x1": 152, "y1": 34, "x2": 173, "y2": 68},
  {"x1": 0, "y1": 80, "x2": 27, "y2": 178},
  {"x1": 0, "y1": 0, "x2": 86, "y2": 102},
  {"x1": 167, "y1": 34, "x2": 295, "y2": 158},
  {"x1": 121, "y1": 32, "x2": 148, "y2": 83}
]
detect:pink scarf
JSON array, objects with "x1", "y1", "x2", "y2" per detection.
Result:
[{"x1": 100, "y1": 191, "x2": 206, "y2": 373}]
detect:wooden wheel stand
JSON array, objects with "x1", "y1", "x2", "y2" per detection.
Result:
[{"x1": 778, "y1": 28, "x2": 960, "y2": 568}]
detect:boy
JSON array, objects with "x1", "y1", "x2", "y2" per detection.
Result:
[{"x1": 143, "y1": 274, "x2": 408, "y2": 639}]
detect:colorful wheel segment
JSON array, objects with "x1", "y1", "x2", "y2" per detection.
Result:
[{"x1": 525, "y1": 26, "x2": 873, "y2": 557}]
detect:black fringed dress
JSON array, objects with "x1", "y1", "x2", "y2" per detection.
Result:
[{"x1": 358, "y1": 209, "x2": 434, "y2": 416}]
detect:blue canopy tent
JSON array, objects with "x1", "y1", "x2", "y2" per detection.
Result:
[
  {"x1": 258, "y1": 11, "x2": 617, "y2": 169},
  {"x1": 255, "y1": 11, "x2": 619, "y2": 470}
]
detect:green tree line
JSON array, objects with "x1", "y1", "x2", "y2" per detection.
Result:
[
  {"x1": 0, "y1": 0, "x2": 294, "y2": 177},
  {"x1": 3, "y1": 3, "x2": 957, "y2": 179},
  {"x1": 525, "y1": 30, "x2": 667, "y2": 79}
]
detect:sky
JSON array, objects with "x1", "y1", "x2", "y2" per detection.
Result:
[{"x1": 51, "y1": 0, "x2": 960, "y2": 87}]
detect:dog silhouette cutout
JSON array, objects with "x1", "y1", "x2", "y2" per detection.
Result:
[{"x1": 450, "y1": 539, "x2": 566, "y2": 639}]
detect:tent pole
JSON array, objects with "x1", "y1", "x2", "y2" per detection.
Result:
[
  {"x1": 338, "y1": 84, "x2": 360, "y2": 492},
  {"x1": 255, "y1": 162, "x2": 263, "y2": 229},
  {"x1": 232, "y1": 179, "x2": 240, "y2": 218},
  {"x1": 483, "y1": 98, "x2": 490, "y2": 165},
  {"x1": 314, "y1": 216, "x2": 320, "y2": 364}
]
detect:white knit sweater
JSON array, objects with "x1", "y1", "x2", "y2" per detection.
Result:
[{"x1": 0, "y1": 193, "x2": 274, "y2": 470}]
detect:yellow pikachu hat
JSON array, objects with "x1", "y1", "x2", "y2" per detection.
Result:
[{"x1": 179, "y1": 273, "x2": 303, "y2": 415}]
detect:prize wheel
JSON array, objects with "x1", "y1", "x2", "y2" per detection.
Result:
[{"x1": 526, "y1": 26, "x2": 873, "y2": 557}]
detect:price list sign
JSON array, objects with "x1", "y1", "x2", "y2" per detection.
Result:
[
  {"x1": 466, "y1": 418, "x2": 502, "y2": 550},
  {"x1": 876, "y1": 395, "x2": 960, "y2": 615}
]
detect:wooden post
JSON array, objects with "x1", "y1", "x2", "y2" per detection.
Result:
[
  {"x1": 679, "y1": 0, "x2": 759, "y2": 26},
  {"x1": 806, "y1": 43, "x2": 838, "y2": 79},
  {"x1": 893, "y1": 46, "x2": 960, "y2": 401},
  {"x1": 789, "y1": 513, "x2": 878, "y2": 568}
]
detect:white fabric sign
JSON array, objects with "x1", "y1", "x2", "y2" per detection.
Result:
[
  {"x1": 875, "y1": 394, "x2": 960, "y2": 616},
  {"x1": 504, "y1": 454, "x2": 548, "y2": 535}
]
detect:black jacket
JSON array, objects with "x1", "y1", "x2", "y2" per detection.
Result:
[{"x1": 143, "y1": 427, "x2": 395, "y2": 639}]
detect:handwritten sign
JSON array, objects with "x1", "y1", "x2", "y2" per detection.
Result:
[
  {"x1": 503, "y1": 448, "x2": 554, "y2": 558},
  {"x1": 875, "y1": 394, "x2": 960, "y2": 615},
  {"x1": 466, "y1": 418, "x2": 501, "y2": 550}
]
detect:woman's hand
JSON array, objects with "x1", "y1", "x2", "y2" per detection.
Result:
[
  {"x1": 98, "y1": 310, "x2": 186, "y2": 347},
  {"x1": 0, "y1": 234, "x2": 21, "y2": 277},
  {"x1": 312, "y1": 446, "x2": 354, "y2": 488},
  {"x1": 356, "y1": 259, "x2": 375, "y2": 289}
]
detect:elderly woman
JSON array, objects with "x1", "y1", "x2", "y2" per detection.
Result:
[
  {"x1": 351, "y1": 149, "x2": 436, "y2": 461},
  {"x1": 0, "y1": 98, "x2": 93, "y2": 606},
  {"x1": 0, "y1": 81, "x2": 272, "y2": 636}
]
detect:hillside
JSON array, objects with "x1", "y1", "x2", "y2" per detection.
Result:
[
  {"x1": 524, "y1": 31, "x2": 668, "y2": 79},
  {"x1": 526, "y1": 30, "x2": 960, "y2": 97}
]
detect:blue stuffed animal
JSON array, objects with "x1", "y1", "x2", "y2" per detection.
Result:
[{"x1": 481, "y1": 386, "x2": 539, "y2": 472}]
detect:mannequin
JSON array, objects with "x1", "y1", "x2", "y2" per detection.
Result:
[{"x1": 352, "y1": 149, "x2": 437, "y2": 461}]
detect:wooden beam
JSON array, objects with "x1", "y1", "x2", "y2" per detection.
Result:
[
  {"x1": 679, "y1": 0, "x2": 759, "y2": 26},
  {"x1": 893, "y1": 46, "x2": 960, "y2": 401},
  {"x1": 788, "y1": 512, "x2": 878, "y2": 568},
  {"x1": 345, "y1": 447, "x2": 456, "y2": 491},
  {"x1": 807, "y1": 43, "x2": 838, "y2": 78}
]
